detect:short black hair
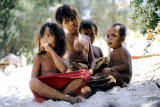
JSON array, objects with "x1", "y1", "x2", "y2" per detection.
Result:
[
  {"x1": 79, "y1": 20, "x2": 98, "y2": 35},
  {"x1": 38, "y1": 22, "x2": 66, "y2": 56},
  {"x1": 113, "y1": 23, "x2": 126, "y2": 37},
  {"x1": 55, "y1": 4, "x2": 79, "y2": 24}
]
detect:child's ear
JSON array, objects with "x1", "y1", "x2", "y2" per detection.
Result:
[
  {"x1": 59, "y1": 24, "x2": 64, "y2": 28},
  {"x1": 120, "y1": 36, "x2": 125, "y2": 41}
]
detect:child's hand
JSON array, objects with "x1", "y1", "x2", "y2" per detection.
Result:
[
  {"x1": 102, "y1": 68, "x2": 111, "y2": 74},
  {"x1": 40, "y1": 38, "x2": 48, "y2": 51},
  {"x1": 89, "y1": 69, "x2": 93, "y2": 76},
  {"x1": 43, "y1": 45, "x2": 53, "y2": 54},
  {"x1": 40, "y1": 38, "x2": 54, "y2": 54},
  {"x1": 66, "y1": 69, "x2": 72, "y2": 72}
]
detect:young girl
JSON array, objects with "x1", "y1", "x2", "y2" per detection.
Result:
[
  {"x1": 79, "y1": 20, "x2": 109, "y2": 75},
  {"x1": 29, "y1": 22, "x2": 89, "y2": 103}
]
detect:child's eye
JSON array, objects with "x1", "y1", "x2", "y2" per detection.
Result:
[
  {"x1": 112, "y1": 34, "x2": 116, "y2": 37},
  {"x1": 65, "y1": 20, "x2": 69, "y2": 24},
  {"x1": 47, "y1": 34, "x2": 51, "y2": 37},
  {"x1": 71, "y1": 17, "x2": 75, "y2": 21},
  {"x1": 85, "y1": 33, "x2": 88, "y2": 36},
  {"x1": 91, "y1": 33, "x2": 94, "y2": 37}
]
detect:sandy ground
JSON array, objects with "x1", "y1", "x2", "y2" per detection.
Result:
[{"x1": 0, "y1": 56, "x2": 160, "y2": 107}]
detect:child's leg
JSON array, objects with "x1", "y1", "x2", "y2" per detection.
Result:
[
  {"x1": 29, "y1": 77, "x2": 81, "y2": 103},
  {"x1": 63, "y1": 78, "x2": 84, "y2": 95},
  {"x1": 116, "y1": 74, "x2": 130, "y2": 87},
  {"x1": 107, "y1": 71, "x2": 128, "y2": 87}
]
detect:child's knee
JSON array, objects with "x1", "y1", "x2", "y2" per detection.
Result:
[{"x1": 29, "y1": 77, "x2": 39, "y2": 90}]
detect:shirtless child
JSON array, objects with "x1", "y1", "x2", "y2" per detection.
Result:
[
  {"x1": 79, "y1": 20, "x2": 109, "y2": 75},
  {"x1": 79, "y1": 20, "x2": 103, "y2": 59},
  {"x1": 102, "y1": 23, "x2": 132, "y2": 87},
  {"x1": 29, "y1": 23, "x2": 89, "y2": 103},
  {"x1": 55, "y1": 4, "x2": 95, "y2": 71},
  {"x1": 55, "y1": 4, "x2": 94, "y2": 97}
]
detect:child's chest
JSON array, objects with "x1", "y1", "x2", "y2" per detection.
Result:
[
  {"x1": 70, "y1": 38, "x2": 89, "y2": 53},
  {"x1": 110, "y1": 51, "x2": 123, "y2": 65},
  {"x1": 40, "y1": 56, "x2": 58, "y2": 74}
]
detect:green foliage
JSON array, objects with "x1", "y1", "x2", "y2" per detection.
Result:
[
  {"x1": 83, "y1": 0, "x2": 132, "y2": 37},
  {"x1": 0, "y1": 0, "x2": 85, "y2": 63},
  {"x1": 130, "y1": 0, "x2": 160, "y2": 55},
  {"x1": 0, "y1": 0, "x2": 18, "y2": 29},
  {"x1": 0, "y1": 0, "x2": 18, "y2": 57},
  {"x1": 130, "y1": 0, "x2": 160, "y2": 34}
]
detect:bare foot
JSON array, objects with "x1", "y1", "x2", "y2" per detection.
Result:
[
  {"x1": 81, "y1": 86, "x2": 92, "y2": 98},
  {"x1": 121, "y1": 81, "x2": 128, "y2": 87},
  {"x1": 108, "y1": 75, "x2": 116, "y2": 83},
  {"x1": 68, "y1": 96, "x2": 82, "y2": 104}
]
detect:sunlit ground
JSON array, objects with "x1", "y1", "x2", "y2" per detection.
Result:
[{"x1": 0, "y1": 30, "x2": 160, "y2": 107}]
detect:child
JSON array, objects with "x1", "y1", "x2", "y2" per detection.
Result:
[
  {"x1": 79, "y1": 20, "x2": 103, "y2": 59},
  {"x1": 55, "y1": 4, "x2": 95, "y2": 72},
  {"x1": 79, "y1": 20, "x2": 109, "y2": 75},
  {"x1": 102, "y1": 23, "x2": 132, "y2": 87},
  {"x1": 55, "y1": 4, "x2": 94, "y2": 97},
  {"x1": 29, "y1": 22, "x2": 90, "y2": 103}
]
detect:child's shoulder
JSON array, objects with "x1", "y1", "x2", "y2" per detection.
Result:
[
  {"x1": 119, "y1": 46, "x2": 131, "y2": 55},
  {"x1": 80, "y1": 34, "x2": 91, "y2": 42},
  {"x1": 92, "y1": 45, "x2": 101, "y2": 51},
  {"x1": 34, "y1": 53, "x2": 45, "y2": 61},
  {"x1": 80, "y1": 34, "x2": 89, "y2": 39}
]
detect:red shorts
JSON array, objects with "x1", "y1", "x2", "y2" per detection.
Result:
[{"x1": 31, "y1": 69, "x2": 89, "y2": 103}]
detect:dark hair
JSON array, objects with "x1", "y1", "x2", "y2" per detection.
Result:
[
  {"x1": 79, "y1": 20, "x2": 98, "y2": 35},
  {"x1": 55, "y1": 4, "x2": 80, "y2": 24},
  {"x1": 36, "y1": 22, "x2": 66, "y2": 56},
  {"x1": 113, "y1": 23, "x2": 126, "y2": 37}
]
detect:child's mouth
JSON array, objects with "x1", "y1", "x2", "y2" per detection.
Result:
[
  {"x1": 109, "y1": 42, "x2": 113, "y2": 45},
  {"x1": 72, "y1": 26, "x2": 78, "y2": 30}
]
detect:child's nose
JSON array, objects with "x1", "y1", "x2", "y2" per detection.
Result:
[
  {"x1": 110, "y1": 36, "x2": 113, "y2": 40},
  {"x1": 108, "y1": 38, "x2": 112, "y2": 42},
  {"x1": 71, "y1": 19, "x2": 77, "y2": 25},
  {"x1": 71, "y1": 21, "x2": 75, "y2": 25}
]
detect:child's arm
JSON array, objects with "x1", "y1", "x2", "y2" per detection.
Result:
[
  {"x1": 62, "y1": 50, "x2": 70, "y2": 67},
  {"x1": 102, "y1": 48, "x2": 131, "y2": 74},
  {"x1": 98, "y1": 47, "x2": 104, "y2": 57},
  {"x1": 88, "y1": 38, "x2": 95, "y2": 75},
  {"x1": 111, "y1": 48, "x2": 131, "y2": 73},
  {"x1": 31, "y1": 56, "x2": 41, "y2": 78},
  {"x1": 43, "y1": 45, "x2": 68, "y2": 73}
]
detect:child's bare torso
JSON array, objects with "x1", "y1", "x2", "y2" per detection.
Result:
[
  {"x1": 109, "y1": 47, "x2": 132, "y2": 75},
  {"x1": 67, "y1": 34, "x2": 90, "y2": 64},
  {"x1": 39, "y1": 54, "x2": 59, "y2": 76}
]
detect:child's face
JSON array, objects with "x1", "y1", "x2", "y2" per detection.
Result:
[
  {"x1": 62, "y1": 17, "x2": 79, "y2": 34},
  {"x1": 106, "y1": 27, "x2": 122, "y2": 49},
  {"x1": 80, "y1": 27, "x2": 96, "y2": 44},
  {"x1": 41, "y1": 28, "x2": 56, "y2": 48}
]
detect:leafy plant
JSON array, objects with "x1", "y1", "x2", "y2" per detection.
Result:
[{"x1": 130, "y1": 0, "x2": 160, "y2": 55}]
